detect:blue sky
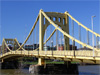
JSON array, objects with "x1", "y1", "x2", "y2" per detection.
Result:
[{"x1": 0, "y1": 0, "x2": 100, "y2": 47}]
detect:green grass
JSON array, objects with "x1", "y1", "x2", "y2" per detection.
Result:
[
  {"x1": 71, "y1": 62, "x2": 79, "y2": 64},
  {"x1": 18, "y1": 57, "x2": 78, "y2": 65},
  {"x1": 19, "y1": 60, "x2": 78, "y2": 65},
  {"x1": 46, "y1": 61, "x2": 64, "y2": 64},
  {"x1": 21, "y1": 61, "x2": 64, "y2": 65}
]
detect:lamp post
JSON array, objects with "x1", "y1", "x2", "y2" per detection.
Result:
[{"x1": 91, "y1": 15, "x2": 96, "y2": 57}]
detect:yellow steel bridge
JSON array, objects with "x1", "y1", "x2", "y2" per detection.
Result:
[{"x1": 1, "y1": 9, "x2": 100, "y2": 65}]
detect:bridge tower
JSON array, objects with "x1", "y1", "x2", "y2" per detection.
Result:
[
  {"x1": 38, "y1": 10, "x2": 45, "y2": 65},
  {"x1": 1, "y1": 38, "x2": 18, "y2": 56},
  {"x1": 38, "y1": 9, "x2": 69, "y2": 65}
]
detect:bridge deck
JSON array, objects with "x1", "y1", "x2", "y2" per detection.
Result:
[{"x1": 0, "y1": 50, "x2": 100, "y2": 64}]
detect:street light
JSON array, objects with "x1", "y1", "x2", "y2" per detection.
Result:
[{"x1": 91, "y1": 15, "x2": 96, "y2": 57}]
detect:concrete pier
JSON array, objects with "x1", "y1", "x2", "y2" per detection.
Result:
[{"x1": 29, "y1": 64, "x2": 79, "y2": 75}]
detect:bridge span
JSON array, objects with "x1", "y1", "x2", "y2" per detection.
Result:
[
  {"x1": 0, "y1": 50, "x2": 100, "y2": 64},
  {"x1": 0, "y1": 9, "x2": 100, "y2": 65}
]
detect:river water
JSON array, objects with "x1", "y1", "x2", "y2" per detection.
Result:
[
  {"x1": 79, "y1": 65, "x2": 100, "y2": 75},
  {"x1": 0, "y1": 65, "x2": 100, "y2": 75}
]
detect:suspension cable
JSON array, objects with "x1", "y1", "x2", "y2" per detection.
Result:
[
  {"x1": 79, "y1": 25, "x2": 81, "y2": 48},
  {"x1": 60, "y1": 32, "x2": 62, "y2": 51},
  {"x1": 52, "y1": 26, "x2": 53, "y2": 50},
  {"x1": 33, "y1": 31, "x2": 34, "y2": 50},
  {"x1": 87, "y1": 31, "x2": 89, "y2": 45},
  {"x1": 72, "y1": 19, "x2": 74, "y2": 50},
  {"x1": 50, "y1": 24, "x2": 51, "y2": 50},
  {"x1": 49, "y1": 25, "x2": 51, "y2": 50},
  {"x1": 56, "y1": 30, "x2": 58, "y2": 51},
  {"x1": 45, "y1": 29, "x2": 47, "y2": 54},
  {"x1": 36, "y1": 23, "x2": 38, "y2": 50}
]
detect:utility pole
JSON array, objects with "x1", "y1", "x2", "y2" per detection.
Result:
[{"x1": 91, "y1": 15, "x2": 96, "y2": 57}]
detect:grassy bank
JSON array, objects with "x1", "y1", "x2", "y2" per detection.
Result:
[
  {"x1": 22, "y1": 61, "x2": 64, "y2": 65},
  {"x1": 18, "y1": 57, "x2": 78, "y2": 65},
  {"x1": 20, "y1": 61, "x2": 78, "y2": 65}
]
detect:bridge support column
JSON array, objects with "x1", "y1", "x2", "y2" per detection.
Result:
[
  {"x1": 29, "y1": 64, "x2": 78, "y2": 75},
  {"x1": 64, "y1": 11, "x2": 69, "y2": 50},
  {"x1": 38, "y1": 9, "x2": 45, "y2": 65},
  {"x1": 1, "y1": 59, "x2": 3, "y2": 63},
  {"x1": 64, "y1": 61, "x2": 71, "y2": 68},
  {"x1": 38, "y1": 58, "x2": 45, "y2": 65}
]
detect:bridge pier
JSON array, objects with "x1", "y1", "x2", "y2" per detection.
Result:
[
  {"x1": 38, "y1": 58, "x2": 45, "y2": 65},
  {"x1": 29, "y1": 63, "x2": 79, "y2": 75}
]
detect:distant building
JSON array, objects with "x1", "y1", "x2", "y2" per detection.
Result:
[
  {"x1": 19, "y1": 43, "x2": 22, "y2": 45},
  {"x1": 24, "y1": 44, "x2": 77, "y2": 51},
  {"x1": 57, "y1": 44, "x2": 64, "y2": 51},
  {"x1": 24, "y1": 44, "x2": 39, "y2": 50},
  {"x1": 44, "y1": 46, "x2": 50, "y2": 51},
  {"x1": 69, "y1": 45, "x2": 77, "y2": 50},
  {"x1": 97, "y1": 41, "x2": 100, "y2": 49},
  {"x1": 56, "y1": 44, "x2": 77, "y2": 51},
  {"x1": 8, "y1": 44, "x2": 13, "y2": 50},
  {"x1": 43, "y1": 46, "x2": 56, "y2": 51},
  {"x1": 78, "y1": 47, "x2": 92, "y2": 50}
]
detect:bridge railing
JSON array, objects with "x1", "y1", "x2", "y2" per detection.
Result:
[{"x1": 31, "y1": 50, "x2": 100, "y2": 57}]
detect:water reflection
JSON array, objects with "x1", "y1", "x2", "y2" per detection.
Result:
[
  {"x1": 0, "y1": 65, "x2": 100, "y2": 75},
  {"x1": 0, "y1": 69, "x2": 30, "y2": 75},
  {"x1": 78, "y1": 65, "x2": 100, "y2": 75}
]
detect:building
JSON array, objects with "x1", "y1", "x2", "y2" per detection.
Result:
[
  {"x1": 97, "y1": 41, "x2": 100, "y2": 49},
  {"x1": 56, "y1": 44, "x2": 64, "y2": 51},
  {"x1": 24, "y1": 44, "x2": 39, "y2": 50},
  {"x1": 44, "y1": 46, "x2": 50, "y2": 51},
  {"x1": 69, "y1": 45, "x2": 77, "y2": 50},
  {"x1": 56, "y1": 44, "x2": 77, "y2": 51},
  {"x1": 24, "y1": 44, "x2": 77, "y2": 51},
  {"x1": 78, "y1": 47, "x2": 92, "y2": 50}
]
